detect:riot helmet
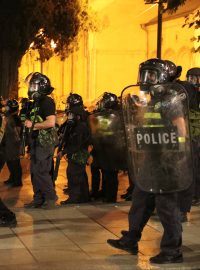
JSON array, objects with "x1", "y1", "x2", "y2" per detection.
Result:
[
  {"x1": 26, "y1": 72, "x2": 54, "y2": 100},
  {"x1": 165, "y1": 60, "x2": 179, "y2": 81},
  {"x1": 138, "y1": 58, "x2": 178, "y2": 97},
  {"x1": 6, "y1": 99, "x2": 19, "y2": 113},
  {"x1": 65, "y1": 93, "x2": 89, "y2": 123},
  {"x1": 186, "y1": 68, "x2": 200, "y2": 88},
  {"x1": 97, "y1": 92, "x2": 119, "y2": 111},
  {"x1": 138, "y1": 58, "x2": 177, "y2": 89},
  {"x1": 66, "y1": 93, "x2": 83, "y2": 108}
]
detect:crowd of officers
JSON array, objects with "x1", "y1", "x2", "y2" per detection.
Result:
[{"x1": 0, "y1": 60, "x2": 199, "y2": 265}]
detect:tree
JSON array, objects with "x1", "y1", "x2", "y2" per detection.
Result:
[
  {"x1": 183, "y1": 9, "x2": 200, "y2": 53},
  {"x1": 144, "y1": 0, "x2": 199, "y2": 53},
  {"x1": 144, "y1": 0, "x2": 187, "y2": 12},
  {"x1": 144, "y1": 1, "x2": 187, "y2": 57},
  {"x1": 0, "y1": 0, "x2": 96, "y2": 98}
]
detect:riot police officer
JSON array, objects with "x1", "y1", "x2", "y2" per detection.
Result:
[
  {"x1": 0, "y1": 100, "x2": 17, "y2": 226},
  {"x1": 56, "y1": 93, "x2": 89, "y2": 193},
  {"x1": 186, "y1": 67, "x2": 200, "y2": 206},
  {"x1": 89, "y1": 92, "x2": 128, "y2": 202},
  {"x1": 66, "y1": 93, "x2": 83, "y2": 108},
  {"x1": 24, "y1": 72, "x2": 58, "y2": 209},
  {"x1": 66, "y1": 93, "x2": 89, "y2": 122},
  {"x1": 187, "y1": 68, "x2": 200, "y2": 89},
  {"x1": 0, "y1": 98, "x2": 6, "y2": 171},
  {"x1": 59, "y1": 105, "x2": 91, "y2": 204},
  {"x1": 91, "y1": 92, "x2": 119, "y2": 202},
  {"x1": 107, "y1": 59, "x2": 192, "y2": 264},
  {"x1": 3, "y1": 99, "x2": 23, "y2": 187},
  {"x1": 175, "y1": 68, "x2": 200, "y2": 222},
  {"x1": 58, "y1": 93, "x2": 88, "y2": 142}
]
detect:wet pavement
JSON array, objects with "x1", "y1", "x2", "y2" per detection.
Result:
[{"x1": 0, "y1": 157, "x2": 200, "y2": 270}]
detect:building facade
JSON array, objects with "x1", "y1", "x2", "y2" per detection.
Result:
[{"x1": 18, "y1": 0, "x2": 200, "y2": 109}]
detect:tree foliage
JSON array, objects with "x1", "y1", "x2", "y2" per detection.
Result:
[
  {"x1": 144, "y1": 0, "x2": 187, "y2": 12},
  {"x1": 29, "y1": 0, "x2": 98, "y2": 61},
  {"x1": 0, "y1": 0, "x2": 97, "y2": 98},
  {"x1": 144, "y1": 0, "x2": 199, "y2": 53},
  {"x1": 0, "y1": 0, "x2": 96, "y2": 59},
  {"x1": 183, "y1": 9, "x2": 200, "y2": 53}
]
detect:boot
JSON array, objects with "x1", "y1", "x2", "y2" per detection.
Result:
[
  {"x1": 24, "y1": 201, "x2": 44, "y2": 209},
  {"x1": 0, "y1": 213, "x2": 17, "y2": 227},
  {"x1": 180, "y1": 212, "x2": 188, "y2": 223},
  {"x1": 107, "y1": 238, "x2": 138, "y2": 255},
  {"x1": 41, "y1": 200, "x2": 59, "y2": 210},
  {"x1": 150, "y1": 252, "x2": 183, "y2": 264}
]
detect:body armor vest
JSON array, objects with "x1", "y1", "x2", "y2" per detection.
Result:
[{"x1": 30, "y1": 107, "x2": 58, "y2": 147}]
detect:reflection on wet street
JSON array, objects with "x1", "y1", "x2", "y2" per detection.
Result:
[{"x1": 0, "y1": 158, "x2": 200, "y2": 270}]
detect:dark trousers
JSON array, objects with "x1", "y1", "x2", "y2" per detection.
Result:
[
  {"x1": 0, "y1": 159, "x2": 5, "y2": 172},
  {"x1": 102, "y1": 170, "x2": 118, "y2": 202},
  {"x1": 7, "y1": 159, "x2": 22, "y2": 185},
  {"x1": 127, "y1": 186, "x2": 182, "y2": 256},
  {"x1": 50, "y1": 157, "x2": 55, "y2": 185},
  {"x1": 0, "y1": 146, "x2": 5, "y2": 172},
  {"x1": 30, "y1": 144, "x2": 57, "y2": 203},
  {"x1": 91, "y1": 165, "x2": 101, "y2": 196},
  {"x1": 179, "y1": 140, "x2": 200, "y2": 211},
  {"x1": 178, "y1": 183, "x2": 194, "y2": 213},
  {"x1": 0, "y1": 198, "x2": 15, "y2": 220},
  {"x1": 67, "y1": 160, "x2": 89, "y2": 203},
  {"x1": 90, "y1": 165, "x2": 106, "y2": 197},
  {"x1": 126, "y1": 169, "x2": 135, "y2": 194},
  {"x1": 192, "y1": 141, "x2": 200, "y2": 200}
]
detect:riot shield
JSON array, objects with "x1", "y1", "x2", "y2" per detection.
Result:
[
  {"x1": 121, "y1": 83, "x2": 193, "y2": 193},
  {"x1": 88, "y1": 110, "x2": 128, "y2": 170}
]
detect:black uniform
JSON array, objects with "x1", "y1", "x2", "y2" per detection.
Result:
[
  {"x1": 61, "y1": 117, "x2": 91, "y2": 203},
  {"x1": 178, "y1": 81, "x2": 200, "y2": 216},
  {"x1": 108, "y1": 88, "x2": 186, "y2": 262},
  {"x1": 0, "y1": 113, "x2": 17, "y2": 227},
  {"x1": 186, "y1": 84, "x2": 200, "y2": 203},
  {"x1": 89, "y1": 102, "x2": 128, "y2": 203},
  {"x1": 127, "y1": 186, "x2": 181, "y2": 254},
  {"x1": 134, "y1": 94, "x2": 182, "y2": 245},
  {"x1": 28, "y1": 96, "x2": 57, "y2": 205},
  {"x1": 90, "y1": 150, "x2": 104, "y2": 200},
  {"x1": 101, "y1": 169, "x2": 118, "y2": 203},
  {"x1": 3, "y1": 113, "x2": 22, "y2": 186},
  {"x1": 0, "y1": 114, "x2": 6, "y2": 171}
]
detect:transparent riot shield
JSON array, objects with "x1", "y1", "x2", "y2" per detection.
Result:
[
  {"x1": 121, "y1": 83, "x2": 193, "y2": 193},
  {"x1": 88, "y1": 110, "x2": 128, "y2": 170}
]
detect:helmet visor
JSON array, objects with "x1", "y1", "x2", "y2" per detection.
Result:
[
  {"x1": 28, "y1": 82, "x2": 40, "y2": 100},
  {"x1": 187, "y1": 75, "x2": 199, "y2": 85},
  {"x1": 140, "y1": 70, "x2": 159, "y2": 84}
]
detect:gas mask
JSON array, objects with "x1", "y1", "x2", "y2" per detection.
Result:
[
  {"x1": 28, "y1": 82, "x2": 41, "y2": 100},
  {"x1": 66, "y1": 112, "x2": 76, "y2": 127}
]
